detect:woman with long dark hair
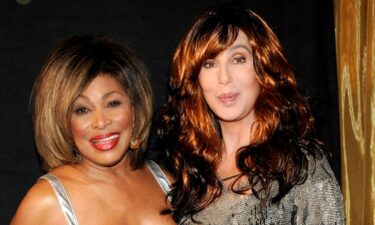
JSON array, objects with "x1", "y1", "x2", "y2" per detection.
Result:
[{"x1": 156, "y1": 4, "x2": 344, "y2": 224}]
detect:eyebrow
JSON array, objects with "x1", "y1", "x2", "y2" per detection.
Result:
[
  {"x1": 228, "y1": 44, "x2": 252, "y2": 54},
  {"x1": 76, "y1": 91, "x2": 125, "y2": 100}
]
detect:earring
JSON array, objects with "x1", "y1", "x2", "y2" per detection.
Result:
[
  {"x1": 130, "y1": 137, "x2": 141, "y2": 150},
  {"x1": 130, "y1": 119, "x2": 140, "y2": 149}
]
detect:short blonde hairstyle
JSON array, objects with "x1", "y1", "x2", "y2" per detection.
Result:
[{"x1": 31, "y1": 35, "x2": 153, "y2": 170}]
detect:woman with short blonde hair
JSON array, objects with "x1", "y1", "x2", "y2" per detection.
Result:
[{"x1": 12, "y1": 34, "x2": 175, "y2": 225}]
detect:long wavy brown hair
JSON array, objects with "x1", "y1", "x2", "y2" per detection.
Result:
[{"x1": 157, "y1": 4, "x2": 321, "y2": 222}]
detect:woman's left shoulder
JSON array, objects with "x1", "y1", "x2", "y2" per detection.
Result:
[
  {"x1": 288, "y1": 150, "x2": 343, "y2": 201},
  {"x1": 282, "y1": 151, "x2": 345, "y2": 224},
  {"x1": 305, "y1": 150, "x2": 339, "y2": 184}
]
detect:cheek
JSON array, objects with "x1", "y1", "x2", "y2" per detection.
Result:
[
  {"x1": 198, "y1": 76, "x2": 216, "y2": 103},
  {"x1": 198, "y1": 84, "x2": 215, "y2": 108},
  {"x1": 116, "y1": 109, "x2": 133, "y2": 130},
  {"x1": 238, "y1": 67, "x2": 259, "y2": 88},
  {"x1": 70, "y1": 118, "x2": 89, "y2": 141},
  {"x1": 243, "y1": 78, "x2": 260, "y2": 94},
  {"x1": 235, "y1": 69, "x2": 260, "y2": 102},
  {"x1": 247, "y1": 76, "x2": 260, "y2": 90}
]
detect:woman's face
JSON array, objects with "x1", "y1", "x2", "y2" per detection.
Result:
[
  {"x1": 198, "y1": 30, "x2": 260, "y2": 125},
  {"x1": 70, "y1": 75, "x2": 133, "y2": 167}
]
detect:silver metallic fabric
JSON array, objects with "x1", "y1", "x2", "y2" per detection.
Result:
[
  {"x1": 39, "y1": 173, "x2": 79, "y2": 225},
  {"x1": 180, "y1": 153, "x2": 345, "y2": 225},
  {"x1": 37, "y1": 161, "x2": 170, "y2": 225},
  {"x1": 146, "y1": 159, "x2": 172, "y2": 202}
]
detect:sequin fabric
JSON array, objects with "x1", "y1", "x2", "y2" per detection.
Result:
[{"x1": 180, "y1": 153, "x2": 345, "y2": 225}]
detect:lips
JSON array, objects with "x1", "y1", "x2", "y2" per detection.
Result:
[
  {"x1": 89, "y1": 132, "x2": 120, "y2": 151},
  {"x1": 217, "y1": 93, "x2": 239, "y2": 104}
]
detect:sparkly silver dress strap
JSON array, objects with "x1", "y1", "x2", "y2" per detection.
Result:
[
  {"x1": 39, "y1": 173, "x2": 79, "y2": 225},
  {"x1": 145, "y1": 160, "x2": 172, "y2": 202}
]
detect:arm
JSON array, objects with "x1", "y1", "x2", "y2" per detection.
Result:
[{"x1": 10, "y1": 179, "x2": 66, "y2": 225}]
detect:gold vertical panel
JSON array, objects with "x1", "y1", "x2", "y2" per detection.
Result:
[{"x1": 335, "y1": 0, "x2": 375, "y2": 224}]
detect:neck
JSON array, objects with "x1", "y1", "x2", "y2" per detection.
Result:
[
  {"x1": 217, "y1": 117, "x2": 254, "y2": 178},
  {"x1": 73, "y1": 150, "x2": 133, "y2": 182},
  {"x1": 220, "y1": 119, "x2": 253, "y2": 156}
]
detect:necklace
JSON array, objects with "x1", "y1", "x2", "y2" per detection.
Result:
[{"x1": 219, "y1": 173, "x2": 243, "y2": 182}]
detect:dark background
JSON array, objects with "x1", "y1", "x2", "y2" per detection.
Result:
[{"x1": 0, "y1": 0, "x2": 339, "y2": 223}]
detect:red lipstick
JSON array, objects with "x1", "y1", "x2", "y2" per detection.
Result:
[{"x1": 89, "y1": 132, "x2": 120, "y2": 151}]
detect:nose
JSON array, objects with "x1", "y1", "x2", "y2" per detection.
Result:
[
  {"x1": 91, "y1": 110, "x2": 112, "y2": 129},
  {"x1": 218, "y1": 66, "x2": 232, "y2": 85}
]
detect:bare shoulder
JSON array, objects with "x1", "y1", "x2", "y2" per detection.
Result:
[{"x1": 11, "y1": 178, "x2": 65, "y2": 225}]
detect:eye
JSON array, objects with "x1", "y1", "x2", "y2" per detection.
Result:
[
  {"x1": 73, "y1": 106, "x2": 89, "y2": 115},
  {"x1": 232, "y1": 56, "x2": 246, "y2": 64},
  {"x1": 202, "y1": 60, "x2": 216, "y2": 69},
  {"x1": 107, "y1": 100, "x2": 122, "y2": 108}
]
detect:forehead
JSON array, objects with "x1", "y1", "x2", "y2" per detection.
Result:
[
  {"x1": 80, "y1": 74, "x2": 126, "y2": 96},
  {"x1": 203, "y1": 29, "x2": 250, "y2": 57},
  {"x1": 232, "y1": 30, "x2": 250, "y2": 46},
  {"x1": 224, "y1": 30, "x2": 252, "y2": 53}
]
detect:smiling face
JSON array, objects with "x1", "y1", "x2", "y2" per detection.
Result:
[
  {"x1": 198, "y1": 30, "x2": 260, "y2": 126},
  {"x1": 70, "y1": 75, "x2": 133, "y2": 167}
]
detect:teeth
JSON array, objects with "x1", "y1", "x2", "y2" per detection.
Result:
[{"x1": 92, "y1": 134, "x2": 119, "y2": 144}]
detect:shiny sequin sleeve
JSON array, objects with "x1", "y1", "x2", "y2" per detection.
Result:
[
  {"x1": 285, "y1": 156, "x2": 345, "y2": 224},
  {"x1": 180, "y1": 153, "x2": 345, "y2": 225}
]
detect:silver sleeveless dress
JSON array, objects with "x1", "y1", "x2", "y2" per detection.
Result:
[
  {"x1": 39, "y1": 160, "x2": 170, "y2": 225},
  {"x1": 39, "y1": 173, "x2": 79, "y2": 225}
]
